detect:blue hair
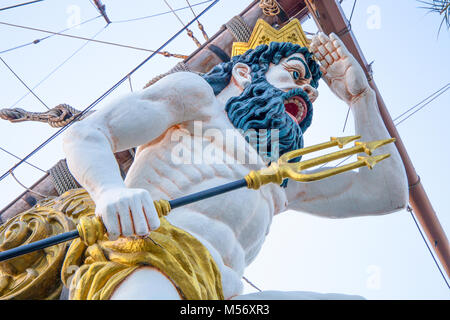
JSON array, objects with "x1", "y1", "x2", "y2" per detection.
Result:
[
  {"x1": 202, "y1": 42, "x2": 322, "y2": 187},
  {"x1": 202, "y1": 42, "x2": 322, "y2": 95}
]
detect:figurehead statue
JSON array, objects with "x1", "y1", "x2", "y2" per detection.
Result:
[{"x1": 0, "y1": 19, "x2": 408, "y2": 300}]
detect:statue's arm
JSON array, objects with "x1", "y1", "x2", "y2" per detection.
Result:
[
  {"x1": 285, "y1": 33, "x2": 408, "y2": 218},
  {"x1": 63, "y1": 72, "x2": 215, "y2": 238}
]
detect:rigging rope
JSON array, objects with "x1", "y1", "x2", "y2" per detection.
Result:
[
  {"x1": 9, "y1": 170, "x2": 47, "y2": 198},
  {"x1": 186, "y1": 0, "x2": 209, "y2": 41},
  {"x1": 0, "y1": 0, "x2": 220, "y2": 184},
  {"x1": 0, "y1": 104, "x2": 92, "y2": 128},
  {"x1": 163, "y1": 0, "x2": 202, "y2": 48},
  {"x1": 225, "y1": 15, "x2": 252, "y2": 42},
  {"x1": 128, "y1": 76, "x2": 134, "y2": 92},
  {"x1": 48, "y1": 160, "x2": 80, "y2": 195}
]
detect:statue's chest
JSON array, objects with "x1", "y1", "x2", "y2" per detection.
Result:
[
  {"x1": 126, "y1": 126, "x2": 264, "y2": 197},
  {"x1": 125, "y1": 127, "x2": 287, "y2": 219},
  {"x1": 125, "y1": 127, "x2": 288, "y2": 265}
]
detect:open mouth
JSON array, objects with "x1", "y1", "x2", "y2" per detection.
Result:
[{"x1": 284, "y1": 95, "x2": 308, "y2": 124}]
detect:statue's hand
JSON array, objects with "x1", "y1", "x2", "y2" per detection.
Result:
[
  {"x1": 310, "y1": 32, "x2": 370, "y2": 105},
  {"x1": 94, "y1": 187, "x2": 160, "y2": 240}
]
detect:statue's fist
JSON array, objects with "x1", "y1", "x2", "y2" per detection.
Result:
[
  {"x1": 94, "y1": 187, "x2": 160, "y2": 240},
  {"x1": 310, "y1": 32, "x2": 370, "y2": 105}
]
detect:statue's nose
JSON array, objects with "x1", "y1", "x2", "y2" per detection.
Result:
[{"x1": 301, "y1": 84, "x2": 318, "y2": 103}]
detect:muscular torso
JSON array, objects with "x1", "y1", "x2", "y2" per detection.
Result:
[
  {"x1": 64, "y1": 39, "x2": 409, "y2": 300},
  {"x1": 124, "y1": 119, "x2": 288, "y2": 297}
]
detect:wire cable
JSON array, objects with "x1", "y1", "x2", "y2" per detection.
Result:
[
  {"x1": 407, "y1": 205, "x2": 450, "y2": 289},
  {"x1": 342, "y1": 0, "x2": 357, "y2": 132},
  {"x1": 0, "y1": 146, "x2": 46, "y2": 173},
  {"x1": 8, "y1": 25, "x2": 107, "y2": 110},
  {"x1": 348, "y1": 0, "x2": 357, "y2": 22},
  {"x1": 163, "y1": 0, "x2": 188, "y2": 26},
  {"x1": 330, "y1": 83, "x2": 449, "y2": 168},
  {"x1": 0, "y1": 56, "x2": 50, "y2": 110},
  {"x1": 0, "y1": 0, "x2": 220, "y2": 183},
  {"x1": 342, "y1": 107, "x2": 351, "y2": 132},
  {"x1": 9, "y1": 170, "x2": 47, "y2": 198},
  {"x1": 393, "y1": 83, "x2": 449, "y2": 125},
  {"x1": 112, "y1": 0, "x2": 214, "y2": 23},
  {"x1": 242, "y1": 276, "x2": 262, "y2": 292},
  {"x1": 0, "y1": 0, "x2": 43, "y2": 12},
  {"x1": 394, "y1": 88, "x2": 449, "y2": 126},
  {"x1": 0, "y1": 15, "x2": 101, "y2": 55},
  {"x1": 0, "y1": 21, "x2": 178, "y2": 54}
]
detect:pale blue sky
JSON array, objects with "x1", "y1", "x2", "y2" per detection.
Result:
[{"x1": 0, "y1": 0, "x2": 449, "y2": 299}]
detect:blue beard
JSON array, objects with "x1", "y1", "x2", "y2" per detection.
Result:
[{"x1": 225, "y1": 77, "x2": 313, "y2": 163}]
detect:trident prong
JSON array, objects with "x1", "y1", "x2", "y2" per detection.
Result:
[
  {"x1": 331, "y1": 135, "x2": 362, "y2": 148},
  {"x1": 355, "y1": 138, "x2": 396, "y2": 155},
  {"x1": 358, "y1": 154, "x2": 391, "y2": 169},
  {"x1": 245, "y1": 136, "x2": 396, "y2": 189},
  {"x1": 278, "y1": 135, "x2": 361, "y2": 163}
]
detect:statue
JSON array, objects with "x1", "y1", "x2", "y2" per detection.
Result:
[{"x1": 0, "y1": 19, "x2": 408, "y2": 300}]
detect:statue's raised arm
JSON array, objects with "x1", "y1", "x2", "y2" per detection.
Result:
[{"x1": 284, "y1": 32, "x2": 408, "y2": 218}]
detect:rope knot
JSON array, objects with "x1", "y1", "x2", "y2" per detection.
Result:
[{"x1": 259, "y1": 0, "x2": 281, "y2": 16}]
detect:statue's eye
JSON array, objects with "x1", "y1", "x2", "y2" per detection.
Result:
[{"x1": 292, "y1": 70, "x2": 300, "y2": 80}]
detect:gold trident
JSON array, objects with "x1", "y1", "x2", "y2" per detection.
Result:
[
  {"x1": 0, "y1": 136, "x2": 398, "y2": 257},
  {"x1": 84, "y1": 136, "x2": 396, "y2": 245},
  {"x1": 245, "y1": 135, "x2": 396, "y2": 189}
]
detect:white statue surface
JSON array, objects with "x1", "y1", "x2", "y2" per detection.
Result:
[{"x1": 62, "y1": 32, "x2": 408, "y2": 300}]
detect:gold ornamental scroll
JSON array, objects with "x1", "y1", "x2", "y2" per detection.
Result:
[{"x1": 0, "y1": 189, "x2": 95, "y2": 299}]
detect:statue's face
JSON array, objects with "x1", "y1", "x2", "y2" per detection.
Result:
[
  {"x1": 225, "y1": 52, "x2": 319, "y2": 162},
  {"x1": 265, "y1": 53, "x2": 318, "y2": 125}
]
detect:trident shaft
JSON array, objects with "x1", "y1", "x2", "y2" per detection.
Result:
[{"x1": 0, "y1": 136, "x2": 395, "y2": 262}]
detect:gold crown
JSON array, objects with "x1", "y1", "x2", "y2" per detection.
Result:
[{"x1": 231, "y1": 18, "x2": 310, "y2": 57}]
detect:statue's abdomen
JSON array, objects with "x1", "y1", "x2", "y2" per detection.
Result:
[{"x1": 124, "y1": 128, "x2": 287, "y2": 296}]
